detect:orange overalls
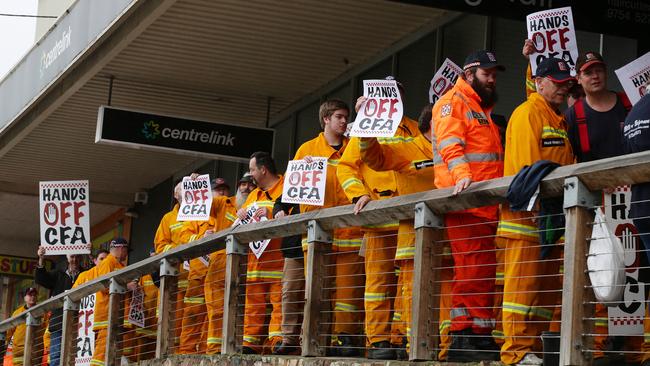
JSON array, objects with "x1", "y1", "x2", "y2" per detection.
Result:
[
  {"x1": 153, "y1": 204, "x2": 194, "y2": 351},
  {"x1": 6, "y1": 305, "x2": 46, "y2": 366},
  {"x1": 241, "y1": 176, "x2": 285, "y2": 352},
  {"x1": 294, "y1": 133, "x2": 364, "y2": 340},
  {"x1": 496, "y1": 92, "x2": 574, "y2": 364},
  {"x1": 134, "y1": 274, "x2": 159, "y2": 361},
  {"x1": 338, "y1": 117, "x2": 420, "y2": 346},
  {"x1": 432, "y1": 77, "x2": 504, "y2": 335},
  {"x1": 359, "y1": 133, "x2": 454, "y2": 358},
  {"x1": 185, "y1": 196, "x2": 236, "y2": 354},
  {"x1": 90, "y1": 254, "x2": 125, "y2": 366}
]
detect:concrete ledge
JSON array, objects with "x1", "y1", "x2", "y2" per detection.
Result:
[{"x1": 136, "y1": 354, "x2": 503, "y2": 366}]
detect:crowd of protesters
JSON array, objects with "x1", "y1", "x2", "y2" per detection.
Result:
[{"x1": 4, "y1": 39, "x2": 650, "y2": 366}]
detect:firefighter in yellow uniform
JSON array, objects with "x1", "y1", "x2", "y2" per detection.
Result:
[
  {"x1": 186, "y1": 196, "x2": 237, "y2": 354},
  {"x1": 338, "y1": 85, "x2": 420, "y2": 359},
  {"x1": 289, "y1": 99, "x2": 364, "y2": 355},
  {"x1": 497, "y1": 58, "x2": 576, "y2": 366},
  {"x1": 6, "y1": 288, "x2": 45, "y2": 366},
  {"x1": 359, "y1": 103, "x2": 455, "y2": 360},
  {"x1": 153, "y1": 182, "x2": 195, "y2": 351},
  {"x1": 90, "y1": 238, "x2": 133, "y2": 366},
  {"x1": 239, "y1": 152, "x2": 285, "y2": 354}
]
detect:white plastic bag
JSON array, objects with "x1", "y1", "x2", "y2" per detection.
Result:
[{"x1": 587, "y1": 208, "x2": 625, "y2": 305}]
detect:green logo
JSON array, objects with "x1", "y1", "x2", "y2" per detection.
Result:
[{"x1": 142, "y1": 120, "x2": 161, "y2": 140}]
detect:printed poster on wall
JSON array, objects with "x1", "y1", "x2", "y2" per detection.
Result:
[
  {"x1": 177, "y1": 174, "x2": 212, "y2": 221},
  {"x1": 76, "y1": 294, "x2": 95, "y2": 366},
  {"x1": 429, "y1": 58, "x2": 463, "y2": 103},
  {"x1": 39, "y1": 180, "x2": 91, "y2": 255},
  {"x1": 232, "y1": 203, "x2": 271, "y2": 259},
  {"x1": 605, "y1": 186, "x2": 645, "y2": 335},
  {"x1": 615, "y1": 51, "x2": 650, "y2": 105},
  {"x1": 349, "y1": 79, "x2": 403, "y2": 137},
  {"x1": 282, "y1": 158, "x2": 328, "y2": 206},
  {"x1": 526, "y1": 6, "x2": 579, "y2": 76}
]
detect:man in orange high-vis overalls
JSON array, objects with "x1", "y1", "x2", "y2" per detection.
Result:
[
  {"x1": 497, "y1": 58, "x2": 576, "y2": 366},
  {"x1": 432, "y1": 50, "x2": 505, "y2": 362},
  {"x1": 286, "y1": 99, "x2": 363, "y2": 356},
  {"x1": 6, "y1": 288, "x2": 45, "y2": 366},
  {"x1": 153, "y1": 182, "x2": 194, "y2": 351},
  {"x1": 239, "y1": 151, "x2": 285, "y2": 354},
  {"x1": 186, "y1": 196, "x2": 237, "y2": 354},
  {"x1": 90, "y1": 238, "x2": 136, "y2": 366},
  {"x1": 359, "y1": 103, "x2": 455, "y2": 360},
  {"x1": 338, "y1": 82, "x2": 420, "y2": 359}
]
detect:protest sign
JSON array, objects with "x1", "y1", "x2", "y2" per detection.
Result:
[
  {"x1": 349, "y1": 79, "x2": 403, "y2": 137},
  {"x1": 39, "y1": 180, "x2": 91, "y2": 255},
  {"x1": 526, "y1": 6, "x2": 578, "y2": 76},
  {"x1": 429, "y1": 58, "x2": 463, "y2": 103},
  {"x1": 177, "y1": 174, "x2": 212, "y2": 221},
  {"x1": 76, "y1": 294, "x2": 95, "y2": 366},
  {"x1": 233, "y1": 203, "x2": 271, "y2": 259},
  {"x1": 282, "y1": 158, "x2": 328, "y2": 206},
  {"x1": 128, "y1": 286, "x2": 146, "y2": 328},
  {"x1": 605, "y1": 187, "x2": 645, "y2": 335},
  {"x1": 615, "y1": 51, "x2": 650, "y2": 105}
]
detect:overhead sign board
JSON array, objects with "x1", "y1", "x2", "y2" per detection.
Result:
[{"x1": 95, "y1": 106, "x2": 275, "y2": 162}]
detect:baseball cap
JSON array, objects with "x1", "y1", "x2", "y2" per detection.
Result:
[
  {"x1": 24, "y1": 287, "x2": 37, "y2": 296},
  {"x1": 109, "y1": 237, "x2": 129, "y2": 248},
  {"x1": 534, "y1": 57, "x2": 575, "y2": 83},
  {"x1": 211, "y1": 178, "x2": 230, "y2": 190},
  {"x1": 576, "y1": 51, "x2": 606, "y2": 73},
  {"x1": 463, "y1": 50, "x2": 505, "y2": 71},
  {"x1": 238, "y1": 172, "x2": 254, "y2": 184},
  {"x1": 385, "y1": 75, "x2": 404, "y2": 91}
]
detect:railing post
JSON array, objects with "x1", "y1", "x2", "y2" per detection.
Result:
[
  {"x1": 222, "y1": 235, "x2": 248, "y2": 354},
  {"x1": 301, "y1": 220, "x2": 332, "y2": 357},
  {"x1": 23, "y1": 313, "x2": 42, "y2": 366},
  {"x1": 60, "y1": 296, "x2": 80, "y2": 366},
  {"x1": 410, "y1": 202, "x2": 443, "y2": 361},
  {"x1": 156, "y1": 258, "x2": 178, "y2": 358},
  {"x1": 560, "y1": 176, "x2": 599, "y2": 365},
  {"x1": 105, "y1": 278, "x2": 126, "y2": 366}
]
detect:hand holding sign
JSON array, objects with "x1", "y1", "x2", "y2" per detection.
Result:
[
  {"x1": 526, "y1": 7, "x2": 578, "y2": 76},
  {"x1": 349, "y1": 79, "x2": 403, "y2": 137},
  {"x1": 615, "y1": 51, "x2": 650, "y2": 105}
]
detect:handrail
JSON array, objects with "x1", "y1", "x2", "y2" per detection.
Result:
[{"x1": 2, "y1": 149, "x2": 650, "y2": 333}]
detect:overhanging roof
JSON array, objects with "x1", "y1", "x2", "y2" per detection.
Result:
[{"x1": 0, "y1": 0, "x2": 448, "y2": 249}]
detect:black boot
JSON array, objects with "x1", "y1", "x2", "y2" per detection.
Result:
[
  {"x1": 241, "y1": 346, "x2": 257, "y2": 354},
  {"x1": 273, "y1": 341, "x2": 300, "y2": 355},
  {"x1": 392, "y1": 338, "x2": 408, "y2": 360},
  {"x1": 447, "y1": 329, "x2": 499, "y2": 362},
  {"x1": 333, "y1": 334, "x2": 360, "y2": 357},
  {"x1": 368, "y1": 341, "x2": 396, "y2": 360}
]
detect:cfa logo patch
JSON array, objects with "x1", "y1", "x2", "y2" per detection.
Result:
[{"x1": 440, "y1": 104, "x2": 452, "y2": 117}]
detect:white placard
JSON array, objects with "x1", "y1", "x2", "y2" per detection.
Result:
[
  {"x1": 429, "y1": 58, "x2": 463, "y2": 103},
  {"x1": 177, "y1": 174, "x2": 213, "y2": 221},
  {"x1": 605, "y1": 186, "x2": 646, "y2": 335},
  {"x1": 233, "y1": 203, "x2": 271, "y2": 259},
  {"x1": 349, "y1": 79, "x2": 403, "y2": 137},
  {"x1": 75, "y1": 294, "x2": 95, "y2": 366},
  {"x1": 526, "y1": 6, "x2": 578, "y2": 76},
  {"x1": 282, "y1": 158, "x2": 328, "y2": 206},
  {"x1": 39, "y1": 180, "x2": 91, "y2": 255},
  {"x1": 615, "y1": 51, "x2": 650, "y2": 105},
  {"x1": 128, "y1": 286, "x2": 145, "y2": 328}
]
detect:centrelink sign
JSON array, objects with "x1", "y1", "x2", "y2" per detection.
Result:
[{"x1": 95, "y1": 106, "x2": 274, "y2": 162}]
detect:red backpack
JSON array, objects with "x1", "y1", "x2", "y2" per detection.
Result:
[{"x1": 574, "y1": 92, "x2": 632, "y2": 154}]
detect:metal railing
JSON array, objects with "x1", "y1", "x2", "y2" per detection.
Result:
[{"x1": 2, "y1": 150, "x2": 650, "y2": 365}]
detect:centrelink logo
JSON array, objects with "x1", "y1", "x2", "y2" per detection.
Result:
[{"x1": 142, "y1": 120, "x2": 161, "y2": 140}]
